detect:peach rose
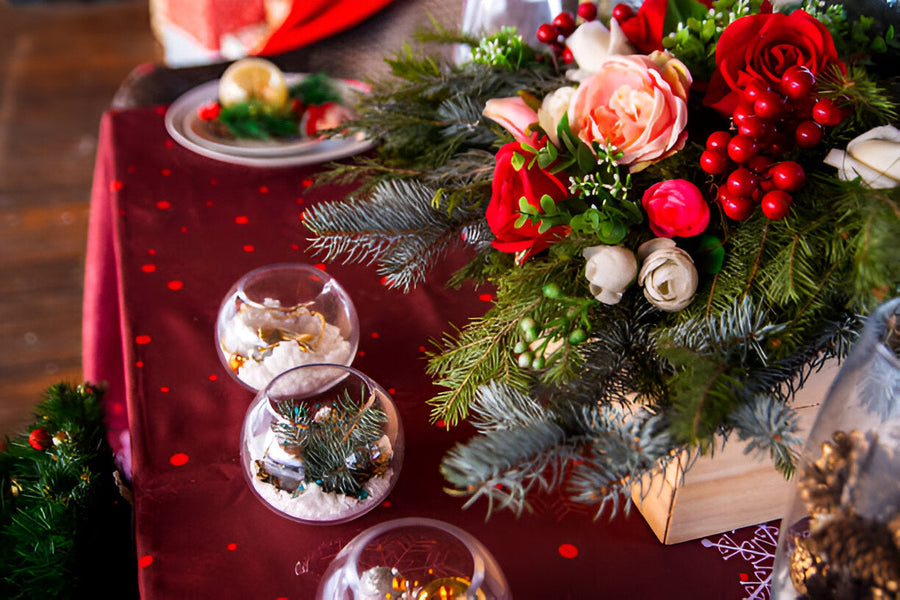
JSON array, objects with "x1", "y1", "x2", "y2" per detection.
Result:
[
  {"x1": 483, "y1": 96, "x2": 539, "y2": 145},
  {"x1": 567, "y1": 52, "x2": 691, "y2": 171}
]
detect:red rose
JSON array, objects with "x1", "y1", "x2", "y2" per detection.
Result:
[
  {"x1": 641, "y1": 179, "x2": 710, "y2": 238},
  {"x1": 614, "y1": 0, "x2": 717, "y2": 54},
  {"x1": 704, "y1": 10, "x2": 844, "y2": 116},
  {"x1": 486, "y1": 142, "x2": 570, "y2": 263}
]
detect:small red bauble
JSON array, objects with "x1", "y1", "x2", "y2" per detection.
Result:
[
  {"x1": 536, "y1": 23, "x2": 559, "y2": 44},
  {"x1": 611, "y1": 3, "x2": 634, "y2": 21},
  {"x1": 795, "y1": 120, "x2": 823, "y2": 148},
  {"x1": 812, "y1": 97, "x2": 843, "y2": 127},
  {"x1": 726, "y1": 168, "x2": 758, "y2": 197},
  {"x1": 727, "y1": 134, "x2": 759, "y2": 163},
  {"x1": 781, "y1": 66, "x2": 816, "y2": 100},
  {"x1": 700, "y1": 150, "x2": 730, "y2": 175},
  {"x1": 738, "y1": 114, "x2": 768, "y2": 139},
  {"x1": 706, "y1": 130, "x2": 732, "y2": 152},
  {"x1": 742, "y1": 80, "x2": 771, "y2": 103},
  {"x1": 761, "y1": 190, "x2": 793, "y2": 220},
  {"x1": 732, "y1": 101, "x2": 755, "y2": 127},
  {"x1": 769, "y1": 161, "x2": 806, "y2": 192},
  {"x1": 577, "y1": 2, "x2": 597, "y2": 21},
  {"x1": 720, "y1": 192, "x2": 756, "y2": 221},
  {"x1": 28, "y1": 428, "x2": 52, "y2": 451},
  {"x1": 753, "y1": 91, "x2": 785, "y2": 119},
  {"x1": 552, "y1": 11, "x2": 577, "y2": 36},
  {"x1": 746, "y1": 155, "x2": 772, "y2": 174},
  {"x1": 562, "y1": 46, "x2": 574, "y2": 64}
]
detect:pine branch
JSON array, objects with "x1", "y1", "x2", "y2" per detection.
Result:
[
  {"x1": 303, "y1": 179, "x2": 482, "y2": 291},
  {"x1": 566, "y1": 404, "x2": 677, "y2": 519},
  {"x1": 729, "y1": 395, "x2": 803, "y2": 477},
  {"x1": 440, "y1": 382, "x2": 570, "y2": 516}
]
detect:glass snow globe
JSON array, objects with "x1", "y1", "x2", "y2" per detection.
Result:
[
  {"x1": 240, "y1": 364, "x2": 403, "y2": 525},
  {"x1": 772, "y1": 297, "x2": 900, "y2": 599},
  {"x1": 216, "y1": 263, "x2": 359, "y2": 391},
  {"x1": 316, "y1": 517, "x2": 511, "y2": 600}
]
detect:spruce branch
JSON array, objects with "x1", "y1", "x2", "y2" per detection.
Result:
[
  {"x1": 729, "y1": 394, "x2": 803, "y2": 477},
  {"x1": 303, "y1": 179, "x2": 482, "y2": 291},
  {"x1": 440, "y1": 382, "x2": 570, "y2": 517}
]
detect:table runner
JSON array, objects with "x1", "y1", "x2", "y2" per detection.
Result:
[{"x1": 82, "y1": 106, "x2": 772, "y2": 598}]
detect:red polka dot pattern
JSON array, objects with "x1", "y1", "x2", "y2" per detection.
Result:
[
  {"x1": 479, "y1": 293, "x2": 494, "y2": 302},
  {"x1": 135, "y1": 334, "x2": 152, "y2": 345},
  {"x1": 141, "y1": 264, "x2": 156, "y2": 273},
  {"x1": 167, "y1": 280, "x2": 184, "y2": 290},
  {"x1": 138, "y1": 555, "x2": 154, "y2": 568},
  {"x1": 169, "y1": 453, "x2": 189, "y2": 466},
  {"x1": 558, "y1": 543, "x2": 579, "y2": 559},
  {"x1": 227, "y1": 543, "x2": 237, "y2": 551}
]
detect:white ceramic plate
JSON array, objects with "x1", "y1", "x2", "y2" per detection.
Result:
[{"x1": 165, "y1": 73, "x2": 375, "y2": 167}]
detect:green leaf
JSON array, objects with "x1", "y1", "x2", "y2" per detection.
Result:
[
  {"x1": 518, "y1": 195, "x2": 537, "y2": 215},
  {"x1": 664, "y1": 0, "x2": 711, "y2": 36},
  {"x1": 539, "y1": 194, "x2": 557, "y2": 215},
  {"x1": 514, "y1": 214, "x2": 529, "y2": 229},
  {"x1": 511, "y1": 151, "x2": 525, "y2": 171}
]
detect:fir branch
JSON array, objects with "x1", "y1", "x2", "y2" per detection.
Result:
[
  {"x1": 566, "y1": 404, "x2": 677, "y2": 519},
  {"x1": 303, "y1": 179, "x2": 482, "y2": 291},
  {"x1": 440, "y1": 382, "x2": 570, "y2": 516},
  {"x1": 729, "y1": 394, "x2": 803, "y2": 477}
]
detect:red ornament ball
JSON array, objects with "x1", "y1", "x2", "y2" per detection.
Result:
[
  {"x1": 536, "y1": 23, "x2": 559, "y2": 44},
  {"x1": 611, "y1": 3, "x2": 634, "y2": 22},
  {"x1": 720, "y1": 191, "x2": 756, "y2": 221},
  {"x1": 577, "y1": 2, "x2": 597, "y2": 21},
  {"x1": 761, "y1": 190, "x2": 793, "y2": 220},
  {"x1": 812, "y1": 97, "x2": 843, "y2": 127},
  {"x1": 769, "y1": 161, "x2": 806, "y2": 192},
  {"x1": 795, "y1": 120, "x2": 823, "y2": 148},
  {"x1": 700, "y1": 150, "x2": 730, "y2": 175},
  {"x1": 727, "y1": 135, "x2": 759, "y2": 163},
  {"x1": 781, "y1": 66, "x2": 816, "y2": 100},
  {"x1": 706, "y1": 131, "x2": 732, "y2": 152},
  {"x1": 28, "y1": 428, "x2": 52, "y2": 451},
  {"x1": 726, "y1": 168, "x2": 758, "y2": 198},
  {"x1": 552, "y1": 11, "x2": 577, "y2": 36}
]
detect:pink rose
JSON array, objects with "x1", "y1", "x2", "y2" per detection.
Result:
[
  {"x1": 486, "y1": 142, "x2": 570, "y2": 263},
  {"x1": 483, "y1": 96, "x2": 539, "y2": 145},
  {"x1": 641, "y1": 179, "x2": 709, "y2": 238},
  {"x1": 567, "y1": 53, "x2": 691, "y2": 171}
]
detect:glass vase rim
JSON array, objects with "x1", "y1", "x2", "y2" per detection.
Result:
[
  {"x1": 340, "y1": 517, "x2": 488, "y2": 595},
  {"x1": 261, "y1": 362, "x2": 378, "y2": 411},
  {"x1": 235, "y1": 262, "x2": 340, "y2": 310}
]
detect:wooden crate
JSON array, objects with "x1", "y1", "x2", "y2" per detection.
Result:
[{"x1": 632, "y1": 361, "x2": 839, "y2": 545}]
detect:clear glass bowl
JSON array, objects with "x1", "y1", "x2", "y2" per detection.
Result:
[
  {"x1": 772, "y1": 297, "x2": 900, "y2": 599},
  {"x1": 216, "y1": 263, "x2": 359, "y2": 391},
  {"x1": 316, "y1": 517, "x2": 512, "y2": 600},
  {"x1": 240, "y1": 364, "x2": 403, "y2": 525}
]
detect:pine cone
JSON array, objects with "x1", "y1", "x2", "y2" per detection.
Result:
[
  {"x1": 805, "y1": 513, "x2": 900, "y2": 599},
  {"x1": 798, "y1": 430, "x2": 855, "y2": 517}
]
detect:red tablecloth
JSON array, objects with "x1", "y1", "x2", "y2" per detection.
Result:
[{"x1": 82, "y1": 106, "x2": 775, "y2": 598}]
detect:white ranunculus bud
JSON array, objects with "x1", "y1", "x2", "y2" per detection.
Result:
[
  {"x1": 538, "y1": 86, "x2": 576, "y2": 147},
  {"x1": 565, "y1": 19, "x2": 636, "y2": 76},
  {"x1": 637, "y1": 238, "x2": 698, "y2": 312},
  {"x1": 823, "y1": 125, "x2": 900, "y2": 189},
  {"x1": 583, "y1": 244, "x2": 638, "y2": 305}
]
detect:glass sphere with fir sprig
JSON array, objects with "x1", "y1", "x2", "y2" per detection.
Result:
[{"x1": 240, "y1": 363, "x2": 403, "y2": 524}]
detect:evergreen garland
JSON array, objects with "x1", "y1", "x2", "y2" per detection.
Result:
[
  {"x1": 303, "y1": 5, "x2": 900, "y2": 519},
  {"x1": 0, "y1": 383, "x2": 136, "y2": 599}
]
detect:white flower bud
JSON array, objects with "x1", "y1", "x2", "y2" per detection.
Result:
[
  {"x1": 637, "y1": 238, "x2": 698, "y2": 312},
  {"x1": 823, "y1": 125, "x2": 900, "y2": 189},
  {"x1": 583, "y1": 245, "x2": 638, "y2": 305}
]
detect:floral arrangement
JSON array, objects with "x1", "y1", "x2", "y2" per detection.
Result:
[{"x1": 302, "y1": 0, "x2": 900, "y2": 517}]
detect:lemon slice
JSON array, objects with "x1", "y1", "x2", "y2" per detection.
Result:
[{"x1": 218, "y1": 58, "x2": 289, "y2": 108}]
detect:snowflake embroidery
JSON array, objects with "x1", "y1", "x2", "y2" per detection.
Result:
[{"x1": 701, "y1": 523, "x2": 778, "y2": 600}]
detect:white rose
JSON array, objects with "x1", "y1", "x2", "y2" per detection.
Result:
[
  {"x1": 565, "y1": 19, "x2": 636, "y2": 80},
  {"x1": 637, "y1": 238, "x2": 698, "y2": 312},
  {"x1": 583, "y1": 245, "x2": 638, "y2": 305},
  {"x1": 538, "y1": 86, "x2": 576, "y2": 147},
  {"x1": 823, "y1": 125, "x2": 900, "y2": 189}
]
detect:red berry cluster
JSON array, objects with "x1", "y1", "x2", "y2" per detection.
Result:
[
  {"x1": 536, "y1": 3, "x2": 598, "y2": 63},
  {"x1": 701, "y1": 66, "x2": 845, "y2": 221}
]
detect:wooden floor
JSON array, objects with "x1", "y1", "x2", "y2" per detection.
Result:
[{"x1": 0, "y1": 0, "x2": 159, "y2": 438}]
